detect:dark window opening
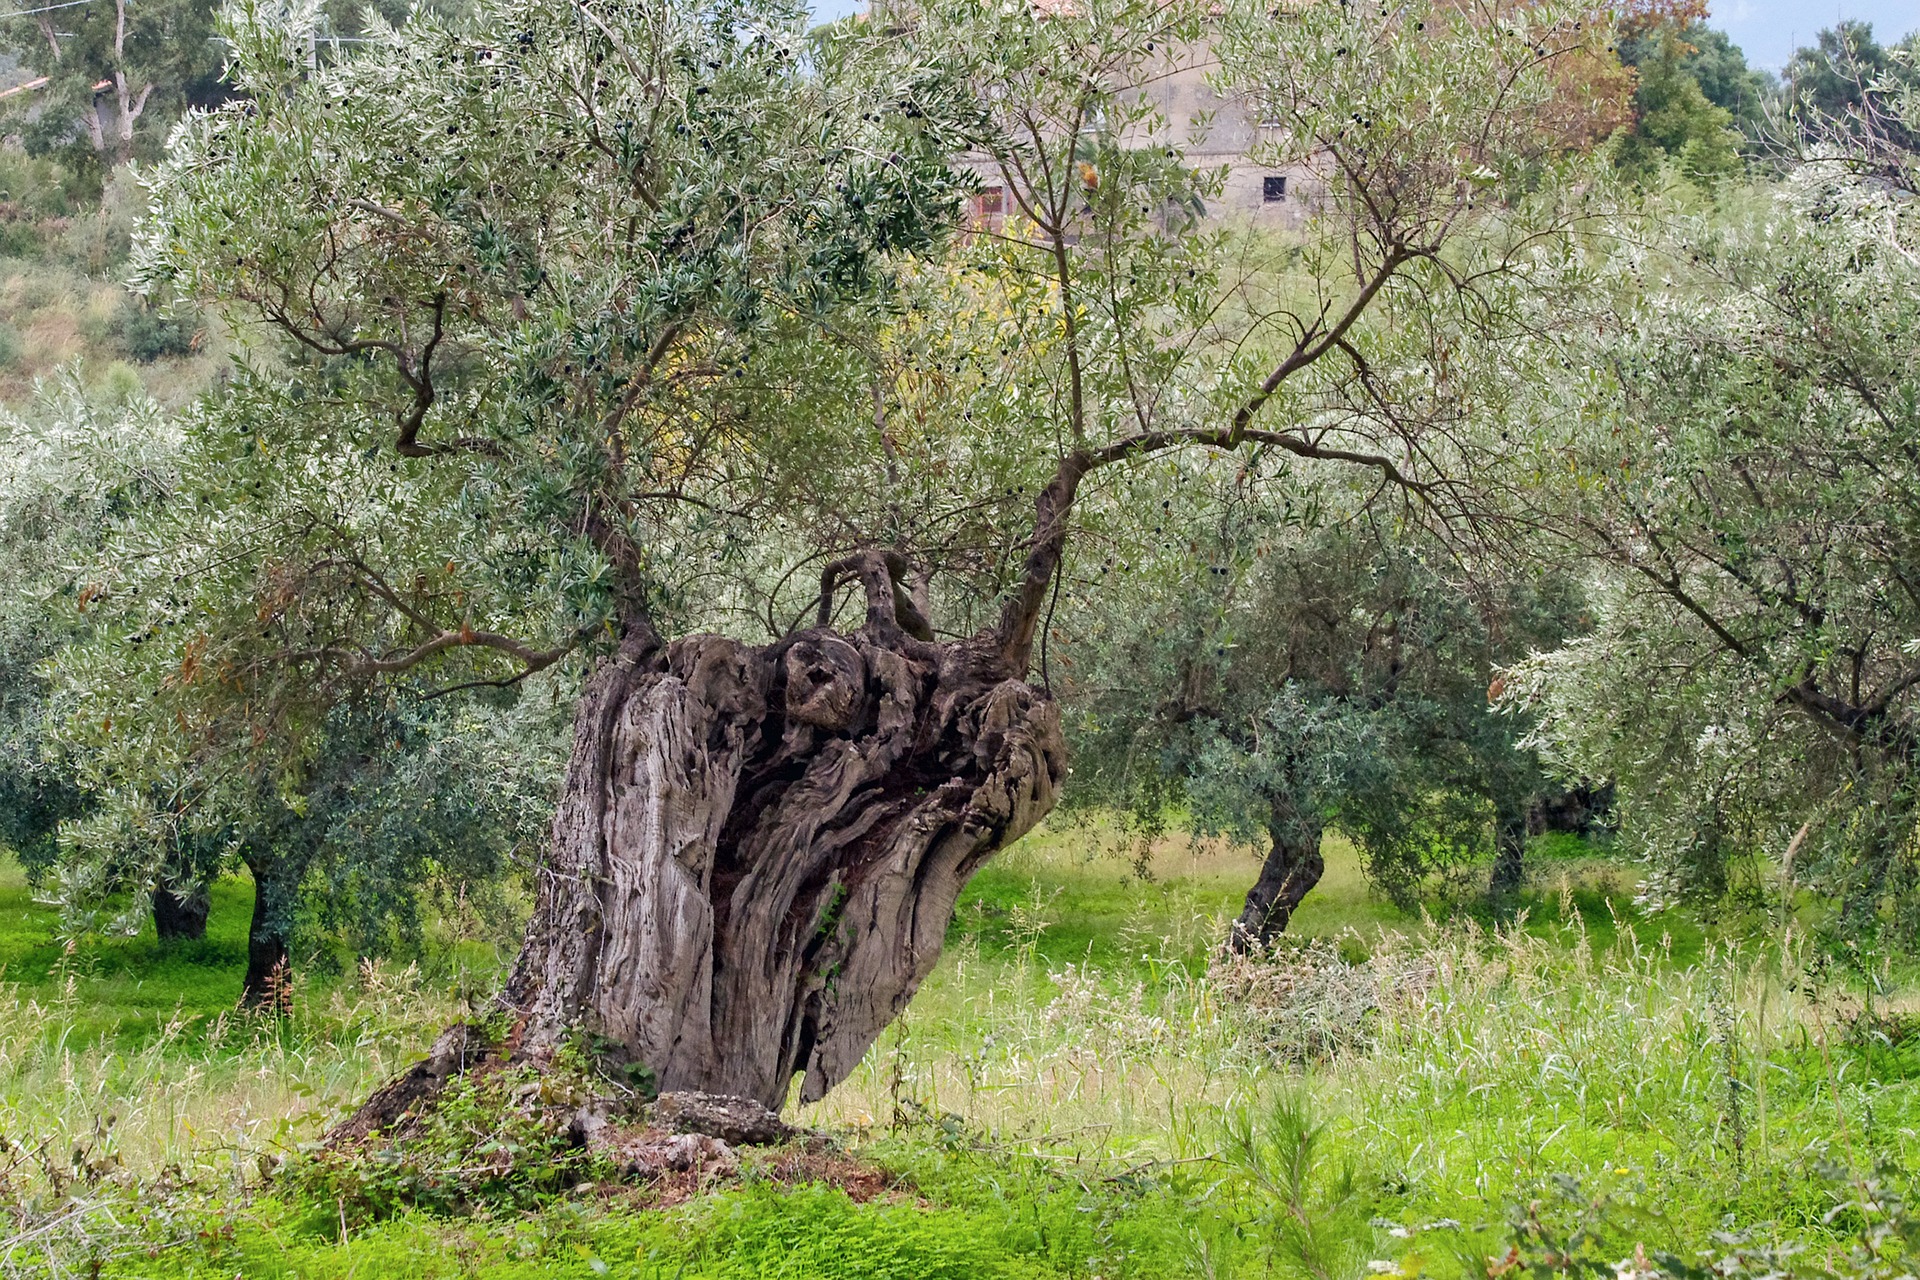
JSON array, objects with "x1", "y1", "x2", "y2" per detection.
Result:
[{"x1": 1263, "y1": 175, "x2": 1288, "y2": 203}]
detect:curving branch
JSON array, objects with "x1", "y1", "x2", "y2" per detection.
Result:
[
  {"x1": 314, "y1": 626, "x2": 581, "y2": 681},
  {"x1": 817, "y1": 550, "x2": 935, "y2": 642},
  {"x1": 394, "y1": 294, "x2": 448, "y2": 458},
  {"x1": 993, "y1": 242, "x2": 1423, "y2": 675},
  {"x1": 298, "y1": 556, "x2": 590, "y2": 686}
]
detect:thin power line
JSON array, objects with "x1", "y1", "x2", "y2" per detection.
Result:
[{"x1": 0, "y1": 0, "x2": 95, "y2": 19}]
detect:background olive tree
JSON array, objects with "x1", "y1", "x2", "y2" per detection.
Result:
[
  {"x1": 1496, "y1": 84, "x2": 1920, "y2": 947},
  {"x1": 1060, "y1": 470, "x2": 1587, "y2": 948}
]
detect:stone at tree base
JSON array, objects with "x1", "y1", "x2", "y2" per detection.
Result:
[
  {"x1": 567, "y1": 1090, "x2": 798, "y2": 1184},
  {"x1": 652, "y1": 1091, "x2": 792, "y2": 1145},
  {"x1": 594, "y1": 1129, "x2": 740, "y2": 1180}
]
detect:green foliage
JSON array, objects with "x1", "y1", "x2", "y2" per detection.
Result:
[
  {"x1": 1217, "y1": 1092, "x2": 1379, "y2": 1280},
  {"x1": 1681, "y1": 27, "x2": 1776, "y2": 136},
  {"x1": 109, "y1": 1173, "x2": 1182, "y2": 1278},
  {"x1": 0, "y1": 824, "x2": 1891, "y2": 1277},
  {"x1": 78, "y1": 0, "x2": 974, "y2": 816},
  {"x1": 286, "y1": 1057, "x2": 608, "y2": 1227},
  {"x1": 1611, "y1": 20, "x2": 1749, "y2": 186},
  {"x1": 1062, "y1": 502, "x2": 1583, "y2": 907},
  {"x1": 0, "y1": 0, "x2": 226, "y2": 176},
  {"x1": 0, "y1": 373, "x2": 177, "y2": 878},
  {"x1": 0, "y1": 150, "x2": 95, "y2": 259},
  {"x1": 1785, "y1": 22, "x2": 1920, "y2": 143},
  {"x1": 607, "y1": 1182, "x2": 1085, "y2": 1279},
  {"x1": 1459, "y1": 1162, "x2": 1919, "y2": 1280},
  {"x1": 113, "y1": 298, "x2": 201, "y2": 364},
  {"x1": 1497, "y1": 85, "x2": 1920, "y2": 946}
]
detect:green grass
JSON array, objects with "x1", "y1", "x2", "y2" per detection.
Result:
[
  {"x1": 0, "y1": 861, "x2": 259, "y2": 1043},
  {"x1": 0, "y1": 821, "x2": 1908, "y2": 1279},
  {"x1": 107, "y1": 1170, "x2": 1210, "y2": 1279}
]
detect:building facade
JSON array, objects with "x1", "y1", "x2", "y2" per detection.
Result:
[{"x1": 965, "y1": 44, "x2": 1313, "y2": 234}]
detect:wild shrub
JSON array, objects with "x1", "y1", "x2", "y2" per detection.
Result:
[
  {"x1": 1218, "y1": 1091, "x2": 1380, "y2": 1280},
  {"x1": 285, "y1": 1052, "x2": 614, "y2": 1228},
  {"x1": 112, "y1": 298, "x2": 200, "y2": 363},
  {"x1": 1208, "y1": 936, "x2": 1430, "y2": 1064}
]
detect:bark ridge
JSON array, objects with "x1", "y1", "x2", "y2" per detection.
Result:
[{"x1": 502, "y1": 624, "x2": 1064, "y2": 1108}]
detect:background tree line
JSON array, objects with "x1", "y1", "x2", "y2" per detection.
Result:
[{"x1": 0, "y1": 0, "x2": 1911, "y2": 1037}]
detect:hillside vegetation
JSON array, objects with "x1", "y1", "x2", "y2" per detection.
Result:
[{"x1": 0, "y1": 159, "x2": 218, "y2": 405}]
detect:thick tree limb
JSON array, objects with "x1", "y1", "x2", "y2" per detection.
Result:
[
  {"x1": 996, "y1": 425, "x2": 1434, "y2": 672},
  {"x1": 817, "y1": 550, "x2": 935, "y2": 642}
]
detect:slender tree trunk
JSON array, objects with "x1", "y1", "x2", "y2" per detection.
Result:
[
  {"x1": 239, "y1": 851, "x2": 301, "y2": 1009},
  {"x1": 1488, "y1": 798, "x2": 1528, "y2": 898},
  {"x1": 1229, "y1": 807, "x2": 1325, "y2": 952},
  {"x1": 151, "y1": 884, "x2": 210, "y2": 942}
]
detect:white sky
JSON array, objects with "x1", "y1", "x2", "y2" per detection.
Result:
[{"x1": 1710, "y1": 0, "x2": 1917, "y2": 71}]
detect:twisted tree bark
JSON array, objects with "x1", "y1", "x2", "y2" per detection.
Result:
[
  {"x1": 503, "y1": 622, "x2": 1062, "y2": 1107},
  {"x1": 336, "y1": 554, "x2": 1064, "y2": 1136}
]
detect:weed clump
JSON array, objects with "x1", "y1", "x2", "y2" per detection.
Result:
[
  {"x1": 285, "y1": 1057, "x2": 614, "y2": 1227},
  {"x1": 113, "y1": 299, "x2": 201, "y2": 364},
  {"x1": 1209, "y1": 935, "x2": 1428, "y2": 1064},
  {"x1": 1460, "y1": 1162, "x2": 1920, "y2": 1280}
]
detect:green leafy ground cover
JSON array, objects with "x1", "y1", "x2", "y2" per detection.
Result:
[{"x1": 0, "y1": 826, "x2": 1906, "y2": 1278}]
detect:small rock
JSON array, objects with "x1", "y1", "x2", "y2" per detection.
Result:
[
  {"x1": 624, "y1": 1132, "x2": 737, "y2": 1178},
  {"x1": 652, "y1": 1091, "x2": 791, "y2": 1146}
]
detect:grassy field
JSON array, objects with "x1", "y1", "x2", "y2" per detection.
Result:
[{"x1": 0, "y1": 823, "x2": 1908, "y2": 1278}]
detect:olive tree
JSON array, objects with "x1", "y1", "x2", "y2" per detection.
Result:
[
  {"x1": 0, "y1": 377, "x2": 180, "y2": 914},
  {"x1": 73, "y1": 0, "x2": 1614, "y2": 1120},
  {"x1": 1498, "y1": 90, "x2": 1920, "y2": 944},
  {"x1": 1062, "y1": 474, "x2": 1584, "y2": 949},
  {"x1": 19, "y1": 378, "x2": 566, "y2": 977}
]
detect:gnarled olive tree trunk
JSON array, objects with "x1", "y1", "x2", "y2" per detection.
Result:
[
  {"x1": 240, "y1": 846, "x2": 306, "y2": 1009},
  {"x1": 335, "y1": 441, "x2": 1163, "y2": 1143},
  {"x1": 337, "y1": 552, "x2": 1066, "y2": 1136},
  {"x1": 502, "y1": 622, "x2": 1063, "y2": 1107}
]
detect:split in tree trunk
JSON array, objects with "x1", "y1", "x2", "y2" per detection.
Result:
[
  {"x1": 152, "y1": 884, "x2": 210, "y2": 942},
  {"x1": 1229, "y1": 808, "x2": 1325, "y2": 952},
  {"x1": 339, "y1": 557, "x2": 1065, "y2": 1132},
  {"x1": 240, "y1": 852, "x2": 300, "y2": 1010}
]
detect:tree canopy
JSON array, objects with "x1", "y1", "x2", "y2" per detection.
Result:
[{"x1": 1498, "y1": 88, "x2": 1920, "y2": 945}]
